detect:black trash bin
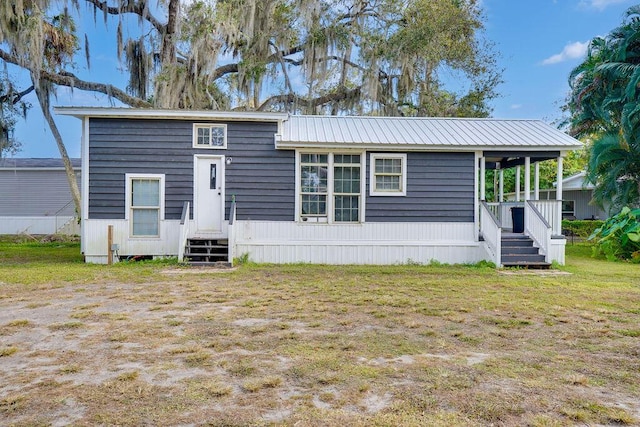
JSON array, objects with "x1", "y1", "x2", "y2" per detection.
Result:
[{"x1": 511, "y1": 207, "x2": 524, "y2": 233}]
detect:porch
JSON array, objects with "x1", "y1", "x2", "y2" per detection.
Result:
[{"x1": 478, "y1": 151, "x2": 567, "y2": 268}]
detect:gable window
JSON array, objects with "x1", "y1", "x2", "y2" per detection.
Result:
[
  {"x1": 370, "y1": 153, "x2": 407, "y2": 196},
  {"x1": 193, "y1": 124, "x2": 227, "y2": 149},
  {"x1": 126, "y1": 174, "x2": 165, "y2": 237},
  {"x1": 299, "y1": 153, "x2": 363, "y2": 223}
]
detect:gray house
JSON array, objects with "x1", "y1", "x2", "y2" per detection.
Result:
[
  {"x1": 0, "y1": 158, "x2": 80, "y2": 235},
  {"x1": 547, "y1": 172, "x2": 606, "y2": 220},
  {"x1": 506, "y1": 171, "x2": 607, "y2": 220},
  {"x1": 56, "y1": 108, "x2": 583, "y2": 266}
]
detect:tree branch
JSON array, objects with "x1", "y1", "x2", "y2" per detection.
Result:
[
  {"x1": 0, "y1": 49, "x2": 152, "y2": 108},
  {"x1": 0, "y1": 85, "x2": 34, "y2": 105},
  {"x1": 82, "y1": 0, "x2": 165, "y2": 33},
  {"x1": 257, "y1": 87, "x2": 362, "y2": 111},
  {"x1": 212, "y1": 45, "x2": 306, "y2": 80}
]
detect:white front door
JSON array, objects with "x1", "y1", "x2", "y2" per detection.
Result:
[{"x1": 194, "y1": 156, "x2": 224, "y2": 234}]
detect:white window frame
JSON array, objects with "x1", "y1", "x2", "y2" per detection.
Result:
[
  {"x1": 369, "y1": 153, "x2": 407, "y2": 196},
  {"x1": 125, "y1": 173, "x2": 165, "y2": 238},
  {"x1": 193, "y1": 123, "x2": 227, "y2": 149},
  {"x1": 295, "y1": 151, "x2": 366, "y2": 224}
]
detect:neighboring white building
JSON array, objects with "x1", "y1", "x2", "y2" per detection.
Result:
[
  {"x1": 0, "y1": 158, "x2": 81, "y2": 235},
  {"x1": 508, "y1": 171, "x2": 607, "y2": 220}
]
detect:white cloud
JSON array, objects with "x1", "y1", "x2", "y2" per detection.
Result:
[
  {"x1": 579, "y1": 0, "x2": 630, "y2": 11},
  {"x1": 510, "y1": 104, "x2": 522, "y2": 110},
  {"x1": 541, "y1": 41, "x2": 589, "y2": 65}
]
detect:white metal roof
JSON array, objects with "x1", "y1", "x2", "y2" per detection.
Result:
[
  {"x1": 554, "y1": 171, "x2": 595, "y2": 190},
  {"x1": 277, "y1": 115, "x2": 583, "y2": 151}
]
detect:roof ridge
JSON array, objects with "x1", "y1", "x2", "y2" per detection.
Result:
[{"x1": 292, "y1": 115, "x2": 541, "y2": 122}]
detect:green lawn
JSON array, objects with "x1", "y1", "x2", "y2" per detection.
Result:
[{"x1": 0, "y1": 238, "x2": 638, "y2": 426}]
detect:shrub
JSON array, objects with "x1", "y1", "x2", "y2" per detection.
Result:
[
  {"x1": 562, "y1": 219, "x2": 605, "y2": 239},
  {"x1": 588, "y1": 207, "x2": 640, "y2": 262}
]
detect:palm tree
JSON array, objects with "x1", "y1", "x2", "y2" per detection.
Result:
[{"x1": 568, "y1": 5, "x2": 640, "y2": 213}]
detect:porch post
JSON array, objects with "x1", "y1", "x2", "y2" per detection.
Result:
[
  {"x1": 524, "y1": 157, "x2": 530, "y2": 201},
  {"x1": 556, "y1": 156, "x2": 563, "y2": 234},
  {"x1": 515, "y1": 165, "x2": 521, "y2": 202},
  {"x1": 480, "y1": 156, "x2": 486, "y2": 201},
  {"x1": 499, "y1": 166, "x2": 504, "y2": 202},
  {"x1": 556, "y1": 157, "x2": 563, "y2": 200},
  {"x1": 534, "y1": 162, "x2": 540, "y2": 200}
]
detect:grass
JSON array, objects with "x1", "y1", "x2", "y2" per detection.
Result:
[{"x1": 0, "y1": 238, "x2": 639, "y2": 426}]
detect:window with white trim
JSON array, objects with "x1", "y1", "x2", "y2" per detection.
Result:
[
  {"x1": 126, "y1": 174, "x2": 165, "y2": 237},
  {"x1": 299, "y1": 153, "x2": 362, "y2": 223},
  {"x1": 193, "y1": 124, "x2": 227, "y2": 149},
  {"x1": 562, "y1": 200, "x2": 575, "y2": 218},
  {"x1": 370, "y1": 153, "x2": 407, "y2": 196}
]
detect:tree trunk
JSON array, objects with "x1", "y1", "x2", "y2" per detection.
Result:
[
  {"x1": 155, "y1": 0, "x2": 179, "y2": 108},
  {"x1": 33, "y1": 81, "x2": 82, "y2": 219}
]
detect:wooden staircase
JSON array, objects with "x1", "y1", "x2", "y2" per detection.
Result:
[
  {"x1": 501, "y1": 234, "x2": 551, "y2": 268},
  {"x1": 183, "y1": 238, "x2": 231, "y2": 267}
]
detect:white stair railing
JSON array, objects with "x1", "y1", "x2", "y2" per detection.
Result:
[
  {"x1": 227, "y1": 196, "x2": 236, "y2": 265},
  {"x1": 525, "y1": 201, "x2": 551, "y2": 262},
  {"x1": 178, "y1": 201, "x2": 190, "y2": 262},
  {"x1": 530, "y1": 200, "x2": 562, "y2": 235},
  {"x1": 228, "y1": 198, "x2": 237, "y2": 265},
  {"x1": 480, "y1": 201, "x2": 502, "y2": 266}
]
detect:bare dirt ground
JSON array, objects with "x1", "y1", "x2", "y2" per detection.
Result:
[{"x1": 1, "y1": 263, "x2": 639, "y2": 426}]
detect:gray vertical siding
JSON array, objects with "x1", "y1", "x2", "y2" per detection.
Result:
[
  {"x1": 0, "y1": 169, "x2": 80, "y2": 216},
  {"x1": 543, "y1": 189, "x2": 607, "y2": 220},
  {"x1": 88, "y1": 118, "x2": 294, "y2": 221},
  {"x1": 365, "y1": 152, "x2": 475, "y2": 222}
]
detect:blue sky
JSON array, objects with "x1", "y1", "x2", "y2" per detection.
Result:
[{"x1": 9, "y1": 0, "x2": 638, "y2": 159}]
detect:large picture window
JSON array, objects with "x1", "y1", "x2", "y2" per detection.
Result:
[
  {"x1": 193, "y1": 124, "x2": 227, "y2": 149},
  {"x1": 126, "y1": 174, "x2": 165, "y2": 237},
  {"x1": 299, "y1": 153, "x2": 363, "y2": 223},
  {"x1": 370, "y1": 153, "x2": 407, "y2": 196}
]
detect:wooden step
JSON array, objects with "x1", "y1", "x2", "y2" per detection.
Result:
[
  {"x1": 502, "y1": 253, "x2": 546, "y2": 264},
  {"x1": 501, "y1": 246, "x2": 539, "y2": 255},
  {"x1": 184, "y1": 238, "x2": 229, "y2": 265},
  {"x1": 500, "y1": 234, "x2": 550, "y2": 268},
  {"x1": 187, "y1": 261, "x2": 232, "y2": 268},
  {"x1": 502, "y1": 261, "x2": 552, "y2": 269}
]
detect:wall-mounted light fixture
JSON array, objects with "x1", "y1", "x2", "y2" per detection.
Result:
[{"x1": 226, "y1": 157, "x2": 233, "y2": 165}]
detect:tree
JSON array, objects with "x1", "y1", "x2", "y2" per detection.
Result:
[
  {"x1": 0, "y1": 0, "x2": 501, "y2": 215},
  {"x1": 0, "y1": 72, "x2": 31, "y2": 158},
  {"x1": 567, "y1": 5, "x2": 640, "y2": 213}
]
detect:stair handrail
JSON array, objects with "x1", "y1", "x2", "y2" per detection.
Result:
[
  {"x1": 54, "y1": 199, "x2": 76, "y2": 233},
  {"x1": 525, "y1": 200, "x2": 551, "y2": 262},
  {"x1": 480, "y1": 201, "x2": 502, "y2": 267},
  {"x1": 178, "y1": 201, "x2": 190, "y2": 262},
  {"x1": 228, "y1": 197, "x2": 236, "y2": 265}
]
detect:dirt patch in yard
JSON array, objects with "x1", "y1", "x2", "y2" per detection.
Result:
[{"x1": 1, "y1": 263, "x2": 639, "y2": 426}]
